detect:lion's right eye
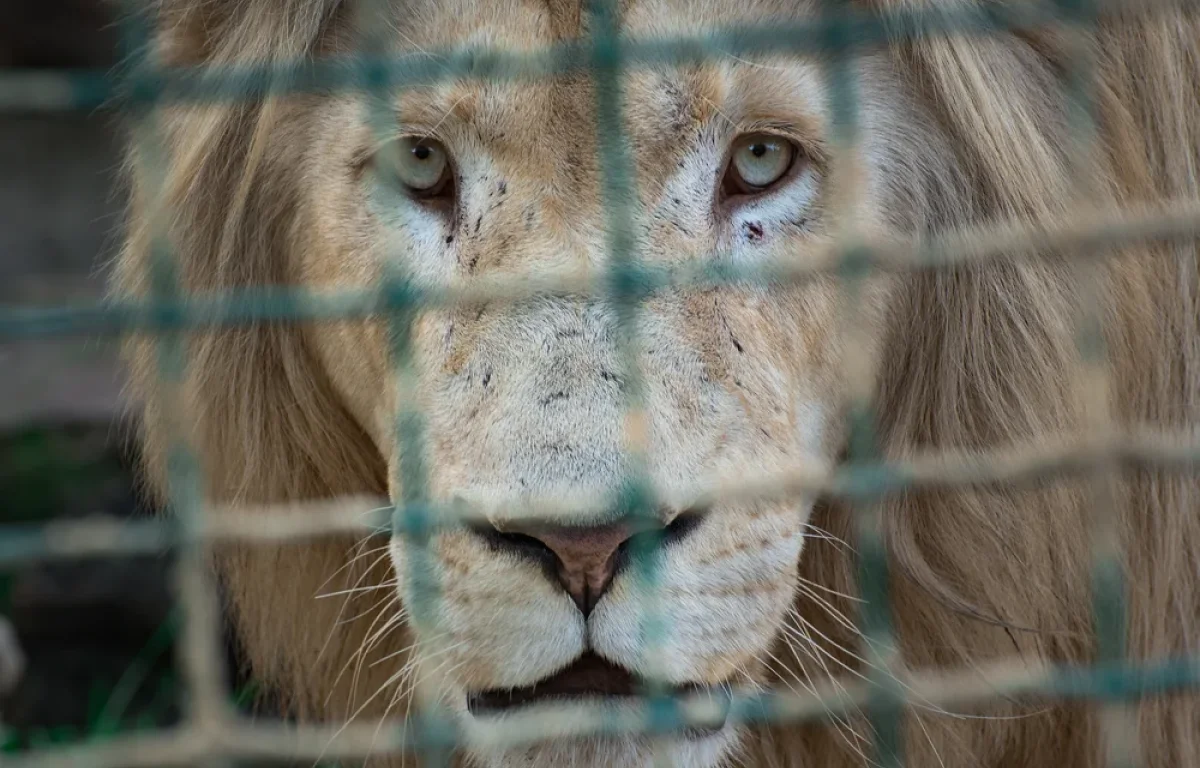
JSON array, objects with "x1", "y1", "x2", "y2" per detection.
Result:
[
  {"x1": 387, "y1": 136, "x2": 454, "y2": 201},
  {"x1": 722, "y1": 133, "x2": 799, "y2": 200}
]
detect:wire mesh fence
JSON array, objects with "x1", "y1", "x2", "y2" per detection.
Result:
[{"x1": 1, "y1": 0, "x2": 1200, "y2": 766}]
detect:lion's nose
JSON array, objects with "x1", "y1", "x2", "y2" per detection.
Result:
[
  {"x1": 469, "y1": 509, "x2": 709, "y2": 616},
  {"x1": 473, "y1": 521, "x2": 634, "y2": 616},
  {"x1": 533, "y1": 524, "x2": 632, "y2": 616}
]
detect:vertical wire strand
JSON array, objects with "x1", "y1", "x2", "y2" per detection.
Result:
[
  {"x1": 588, "y1": 1, "x2": 675, "y2": 763},
  {"x1": 114, "y1": 2, "x2": 232, "y2": 752},
  {"x1": 1055, "y1": 0, "x2": 1139, "y2": 764},
  {"x1": 820, "y1": 2, "x2": 906, "y2": 765},
  {"x1": 350, "y1": 0, "x2": 456, "y2": 763}
]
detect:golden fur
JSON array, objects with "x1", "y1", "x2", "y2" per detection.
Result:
[{"x1": 114, "y1": 0, "x2": 1200, "y2": 765}]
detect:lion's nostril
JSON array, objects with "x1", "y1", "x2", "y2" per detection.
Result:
[
  {"x1": 468, "y1": 523, "x2": 557, "y2": 567},
  {"x1": 663, "y1": 506, "x2": 708, "y2": 545}
]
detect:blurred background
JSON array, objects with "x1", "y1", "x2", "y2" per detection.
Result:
[
  {"x1": 1, "y1": 0, "x2": 124, "y2": 427},
  {"x1": 1, "y1": 0, "x2": 196, "y2": 752}
]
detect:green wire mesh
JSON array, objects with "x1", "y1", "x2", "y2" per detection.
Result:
[{"x1": 2, "y1": 0, "x2": 1200, "y2": 766}]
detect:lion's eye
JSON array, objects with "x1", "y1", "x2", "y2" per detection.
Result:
[
  {"x1": 723, "y1": 133, "x2": 797, "y2": 197},
  {"x1": 391, "y1": 137, "x2": 453, "y2": 198}
]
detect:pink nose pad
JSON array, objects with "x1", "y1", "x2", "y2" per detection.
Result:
[
  {"x1": 526, "y1": 524, "x2": 633, "y2": 616},
  {"x1": 471, "y1": 508, "x2": 708, "y2": 616}
]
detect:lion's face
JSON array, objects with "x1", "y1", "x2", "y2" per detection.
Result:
[{"x1": 293, "y1": 1, "x2": 939, "y2": 764}]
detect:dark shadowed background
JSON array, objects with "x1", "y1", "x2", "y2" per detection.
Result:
[{"x1": 0, "y1": 2, "x2": 256, "y2": 754}]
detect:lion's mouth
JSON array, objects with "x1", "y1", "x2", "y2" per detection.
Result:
[{"x1": 466, "y1": 652, "x2": 729, "y2": 736}]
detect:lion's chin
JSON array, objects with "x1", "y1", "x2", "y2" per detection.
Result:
[{"x1": 468, "y1": 729, "x2": 738, "y2": 768}]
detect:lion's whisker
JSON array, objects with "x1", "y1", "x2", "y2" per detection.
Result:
[
  {"x1": 317, "y1": 540, "x2": 391, "y2": 596},
  {"x1": 318, "y1": 653, "x2": 426, "y2": 767},
  {"x1": 797, "y1": 574, "x2": 864, "y2": 604},
  {"x1": 913, "y1": 709, "x2": 949, "y2": 768},
  {"x1": 799, "y1": 523, "x2": 856, "y2": 553},
  {"x1": 329, "y1": 598, "x2": 407, "y2": 711},
  {"x1": 760, "y1": 646, "x2": 874, "y2": 764},
  {"x1": 775, "y1": 641, "x2": 881, "y2": 768},
  {"x1": 796, "y1": 584, "x2": 863, "y2": 636},
  {"x1": 780, "y1": 615, "x2": 874, "y2": 729},
  {"x1": 784, "y1": 607, "x2": 1050, "y2": 723},
  {"x1": 334, "y1": 590, "x2": 400, "y2": 628},
  {"x1": 316, "y1": 580, "x2": 399, "y2": 600},
  {"x1": 315, "y1": 545, "x2": 395, "y2": 676},
  {"x1": 348, "y1": 608, "x2": 418, "y2": 702}
]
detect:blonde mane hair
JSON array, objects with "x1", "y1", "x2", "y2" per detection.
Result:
[{"x1": 114, "y1": 0, "x2": 1200, "y2": 765}]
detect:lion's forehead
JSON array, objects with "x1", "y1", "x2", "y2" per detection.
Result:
[{"x1": 383, "y1": 0, "x2": 828, "y2": 200}]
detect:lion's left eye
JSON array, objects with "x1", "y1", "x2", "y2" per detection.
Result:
[
  {"x1": 388, "y1": 136, "x2": 454, "y2": 200},
  {"x1": 723, "y1": 133, "x2": 797, "y2": 197}
]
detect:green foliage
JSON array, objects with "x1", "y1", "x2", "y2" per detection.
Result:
[{"x1": 0, "y1": 423, "x2": 131, "y2": 525}]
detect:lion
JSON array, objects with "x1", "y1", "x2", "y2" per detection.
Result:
[{"x1": 112, "y1": 0, "x2": 1200, "y2": 765}]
